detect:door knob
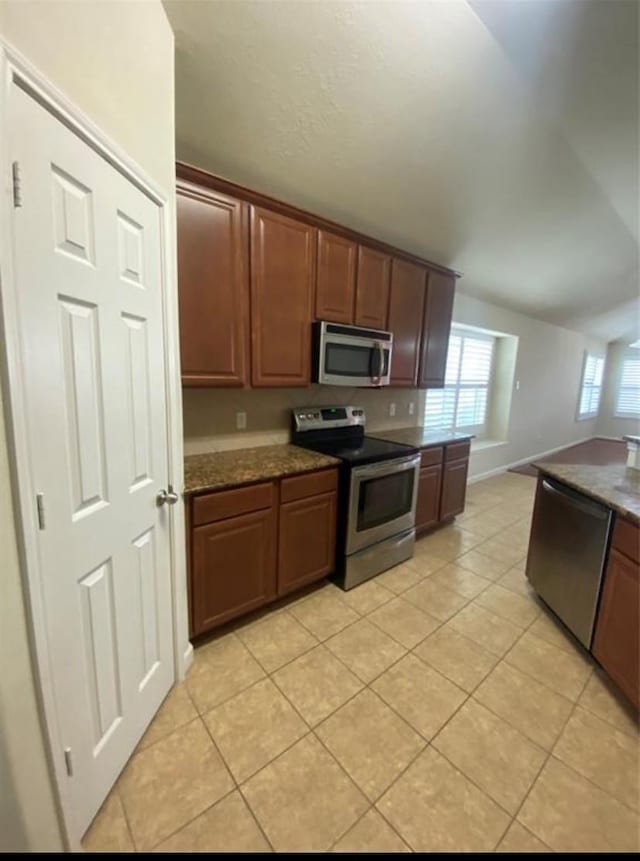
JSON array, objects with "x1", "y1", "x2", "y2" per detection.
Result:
[{"x1": 157, "y1": 487, "x2": 179, "y2": 506}]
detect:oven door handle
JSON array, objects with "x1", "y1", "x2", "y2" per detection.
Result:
[{"x1": 353, "y1": 454, "x2": 421, "y2": 479}]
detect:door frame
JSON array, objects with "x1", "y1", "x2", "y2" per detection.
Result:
[{"x1": 0, "y1": 41, "x2": 191, "y2": 849}]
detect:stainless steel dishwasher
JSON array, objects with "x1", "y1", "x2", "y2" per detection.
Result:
[{"x1": 526, "y1": 475, "x2": 613, "y2": 648}]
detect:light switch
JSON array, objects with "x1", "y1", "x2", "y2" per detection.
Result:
[
  {"x1": 389, "y1": 402, "x2": 396, "y2": 417},
  {"x1": 236, "y1": 411, "x2": 247, "y2": 430}
]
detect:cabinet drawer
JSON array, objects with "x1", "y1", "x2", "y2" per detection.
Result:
[
  {"x1": 281, "y1": 468, "x2": 338, "y2": 503},
  {"x1": 192, "y1": 481, "x2": 274, "y2": 526},
  {"x1": 612, "y1": 516, "x2": 640, "y2": 565},
  {"x1": 420, "y1": 446, "x2": 444, "y2": 467},
  {"x1": 445, "y1": 441, "x2": 470, "y2": 462}
]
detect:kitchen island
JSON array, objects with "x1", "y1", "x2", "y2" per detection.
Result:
[{"x1": 529, "y1": 461, "x2": 639, "y2": 710}]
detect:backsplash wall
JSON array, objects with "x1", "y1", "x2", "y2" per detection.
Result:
[{"x1": 183, "y1": 386, "x2": 425, "y2": 455}]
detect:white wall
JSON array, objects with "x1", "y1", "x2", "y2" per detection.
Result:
[
  {"x1": 0, "y1": 0, "x2": 175, "y2": 850},
  {"x1": 453, "y1": 293, "x2": 607, "y2": 479},
  {"x1": 596, "y1": 341, "x2": 640, "y2": 439}
]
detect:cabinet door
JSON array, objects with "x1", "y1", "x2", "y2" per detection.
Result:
[
  {"x1": 593, "y1": 548, "x2": 639, "y2": 709},
  {"x1": 251, "y1": 207, "x2": 315, "y2": 387},
  {"x1": 177, "y1": 183, "x2": 249, "y2": 386},
  {"x1": 388, "y1": 259, "x2": 426, "y2": 386},
  {"x1": 419, "y1": 271, "x2": 455, "y2": 388},
  {"x1": 192, "y1": 507, "x2": 277, "y2": 635},
  {"x1": 355, "y1": 246, "x2": 391, "y2": 329},
  {"x1": 416, "y1": 464, "x2": 442, "y2": 533},
  {"x1": 278, "y1": 491, "x2": 337, "y2": 596},
  {"x1": 440, "y1": 457, "x2": 469, "y2": 520},
  {"x1": 315, "y1": 230, "x2": 357, "y2": 324}
]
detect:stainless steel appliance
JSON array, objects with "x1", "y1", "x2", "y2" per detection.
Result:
[
  {"x1": 291, "y1": 405, "x2": 420, "y2": 589},
  {"x1": 526, "y1": 475, "x2": 613, "y2": 648},
  {"x1": 313, "y1": 321, "x2": 393, "y2": 387}
]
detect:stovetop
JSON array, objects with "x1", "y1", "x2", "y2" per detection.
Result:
[{"x1": 296, "y1": 435, "x2": 418, "y2": 467}]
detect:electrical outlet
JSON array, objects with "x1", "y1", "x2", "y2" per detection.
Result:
[
  {"x1": 236, "y1": 411, "x2": 247, "y2": 430},
  {"x1": 389, "y1": 402, "x2": 396, "y2": 417},
  {"x1": 408, "y1": 402, "x2": 415, "y2": 416},
  {"x1": 515, "y1": 380, "x2": 520, "y2": 391}
]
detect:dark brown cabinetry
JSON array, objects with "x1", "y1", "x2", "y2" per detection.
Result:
[
  {"x1": 388, "y1": 259, "x2": 426, "y2": 386},
  {"x1": 416, "y1": 464, "x2": 442, "y2": 532},
  {"x1": 415, "y1": 440, "x2": 469, "y2": 534},
  {"x1": 250, "y1": 206, "x2": 316, "y2": 387},
  {"x1": 176, "y1": 183, "x2": 249, "y2": 386},
  {"x1": 278, "y1": 471, "x2": 337, "y2": 595},
  {"x1": 315, "y1": 230, "x2": 357, "y2": 324},
  {"x1": 593, "y1": 518, "x2": 639, "y2": 710},
  {"x1": 187, "y1": 468, "x2": 338, "y2": 636},
  {"x1": 355, "y1": 246, "x2": 391, "y2": 329},
  {"x1": 419, "y1": 271, "x2": 456, "y2": 388},
  {"x1": 440, "y1": 457, "x2": 469, "y2": 521},
  {"x1": 191, "y1": 483, "x2": 277, "y2": 635},
  {"x1": 175, "y1": 164, "x2": 458, "y2": 390}
]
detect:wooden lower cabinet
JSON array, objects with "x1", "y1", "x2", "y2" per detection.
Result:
[
  {"x1": 414, "y1": 442, "x2": 469, "y2": 532},
  {"x1": 415, "y1": 464, "x2": 442, "y2": 533},
  {"x1": 440, "y1": 458, "x2": 469, "y2": 521},
  {"x1": 593, "y1": 545, "x2": 639, "y2": 710},
  {"x1": 278, "y1": 491, "x2": 337, "y2": 596},
  {"x1": 192, "y1": 506, "x2": 277, "y2": 636},
  {"x1": 189, "y1": 468, "x2": 338, "y2": 635}
]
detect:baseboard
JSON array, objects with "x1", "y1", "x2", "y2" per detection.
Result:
[
  {"x1": 180, "y1": 641, "x2": 194, "y2": 680},
  {"x1": 467, "y1": 436, "x2": 594, "y2": 484}
]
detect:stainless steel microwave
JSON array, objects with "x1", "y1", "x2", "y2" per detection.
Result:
[{"x1": 313, "y1": 321, "x2": 393, "y2": 387}]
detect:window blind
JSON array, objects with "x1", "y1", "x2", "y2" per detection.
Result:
[
  {"x1": 615, "y1": 355, "x2": 640, "y2": 417},
  {"x1": 424, "y1": 330, "x2": 494, "y2": 432},
  {"x1": 577, "y1": 353, "x2": 604, "y2": 419}
]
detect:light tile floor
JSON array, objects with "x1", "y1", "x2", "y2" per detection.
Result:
[{"x1": 82, "y1": 471, "x2": 640, "y2": 853}]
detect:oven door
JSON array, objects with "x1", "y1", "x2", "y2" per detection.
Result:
[
  {"x1": 317, "y1": 324, "x2": 392, "y2": 387},
  {"x1": 347, "y1": 454, "x2": 420, "y2": 555}
]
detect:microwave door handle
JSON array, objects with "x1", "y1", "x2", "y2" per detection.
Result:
[{"x1": 371, "y1": 340, "x2": 382, "y2": 385}]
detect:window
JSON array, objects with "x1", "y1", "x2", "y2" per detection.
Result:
[
  {"x1": 615, "y1": 351, "x2": 640, "y2": 418},
  {"x1": 424, "y1": 329, "x2": 494, "y2": 432},
  {"x1": 577, "y1": 353, "x2": 605, "y2": 420}
]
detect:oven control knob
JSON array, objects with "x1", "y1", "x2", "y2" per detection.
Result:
[{"x1": 306, "y1": 413, "x2": 314, "y2": 419}]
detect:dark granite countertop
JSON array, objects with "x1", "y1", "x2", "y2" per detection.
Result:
[
  {"x1": 184, "y1": 445, "x2": 340, "y2": 495},
  {"x1": 370, "y1": 426, "x2": 474, "y2": 448},
  {"x1": 535, "y1": 462, "x2": 640, "y2": 525}
]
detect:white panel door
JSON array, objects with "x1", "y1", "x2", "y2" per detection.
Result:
[{"x1": 9, "y1": 83, "x2": 174, "y2": 837}]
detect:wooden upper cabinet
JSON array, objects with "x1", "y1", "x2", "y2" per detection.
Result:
[
  {"x1": 355, "y1": 246, "x2": 391, "y2": 329},
  {"x1": 388, "y1": 259, "x2": 426, "y2": 386},
  {"x1": 250, "y1": 207, "x2": 316, "y2": 387},
  {"x1": 419, "y1": 271, "x2": 455, "y2": 388},
  {"x1": 315, "y1": 230, "x2": 357, "y2": 324},
  {"x1": 176, "y1": 183, "x2": 249, "y2": 386}
]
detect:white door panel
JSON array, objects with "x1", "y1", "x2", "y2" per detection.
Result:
[{"x1": 10, "y1": 83, "x2": 174, "y2": 837}]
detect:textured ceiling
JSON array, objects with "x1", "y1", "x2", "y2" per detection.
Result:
[{"x1": 163, "y1": 0, "x2": 639, "y2": 343}]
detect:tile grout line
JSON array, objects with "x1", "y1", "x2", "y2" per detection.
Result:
[
  {"x1": 143, "y1": 714, "x2": 240, "y2": 851},
  {"x1": 499, "y1": 664, "x2": 597, "y2": 852},
  {"x1": 147, "y1": 783, "x2": 239, "y2": 852},
  {"x1": 416, "y1": 596, "x2": 549, "y2": 850},
  {"x1": 111, "y1": 785, "x2": 138, "y2": 853}
]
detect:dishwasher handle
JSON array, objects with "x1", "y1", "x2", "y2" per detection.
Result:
[{"x1": 541, "y1": 477, "x2": 610, "y2": 521}]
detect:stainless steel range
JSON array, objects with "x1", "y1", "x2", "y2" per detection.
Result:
[{"x1": 291, "y1": 406, "x2": 420, "y2": 589}]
